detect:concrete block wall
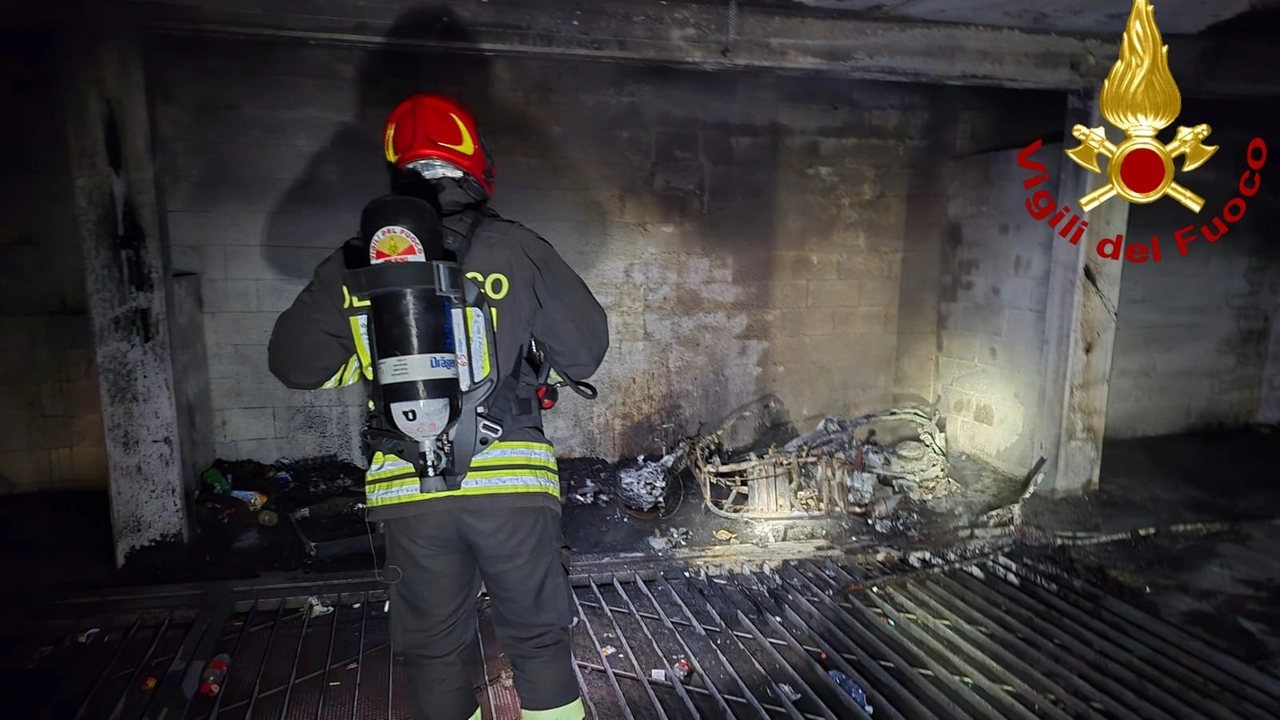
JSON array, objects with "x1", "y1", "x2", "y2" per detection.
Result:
[
  {"x1": 149, "y1": 34, "x2": 929, "y2": 463},
  {"x1": 0, "y1": 36, "x2": 108, "y2": 493},
  {"x1": 935, "y1": 145, "x2": 1062, "y2": 474},
  {"x1": 1108, "y1": 110, "x2": 1280, "y2": 437}
]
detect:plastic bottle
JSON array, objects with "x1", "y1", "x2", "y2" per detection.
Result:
[
  {"x1": 230, "y1": 490, "x2": 267, "y2": 511},
  {"x1": 827, "y1": 669, "x2": 874, "y2": 714},
  {"x1": 257, "y1": 510, "x2": 279, "y2": 526},
  {"x1": 201, "y1": 467, "x2": 231, "y2": 494},
  {"x1": 200, "y1": 653, "x2": 231, "y2": 697}
]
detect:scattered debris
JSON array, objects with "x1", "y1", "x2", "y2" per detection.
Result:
[
  {"x1": 601, "y1": 645, "x2": 619, "y2": 657},
  {"x1": 141, "y1": 677, "x2": 157, "y2": 691},
  {"x1": 647, "y1": 536, "x2": 669, "y2": 552},
  {"x1": 306, "y1": 597, "x2": 334, "y2": 618},
  {"x1": 672, "y1": 659, "x2": 691, "y2": 681},
  {"x1": 77, "y1": 628, "x2": 100, "y2": 644},
  {"x1": 713, "y1": 529, "x2": 738, "y2": 542},
  {"x1": 828, "y1": 669, "x2": 874, "y2": 714},
  {"x1": 777, "y1": 683, "x2": 802, "y2": 702},
  {"x1": 345, "y1": 662, "x2": 358, "y2": 670},
  {"x1": 651, "y1": 668, "x2": 667, "y2": 682},
  {"x1": 616, "y1": 454, "x2": 679, "y2": 512}
]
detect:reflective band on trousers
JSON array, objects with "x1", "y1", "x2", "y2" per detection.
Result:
[{"x1": 523, "y1": 698, "x2": 586, "y2": 720}]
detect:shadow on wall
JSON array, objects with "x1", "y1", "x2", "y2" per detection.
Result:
[
  {"x1": 259, "y1": 6, "x2": 793, "y2": 458},
  {"x1": 262, "y1": 6, "x2": 481, "y2": 275}
]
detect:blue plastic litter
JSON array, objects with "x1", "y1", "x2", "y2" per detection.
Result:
[{"x1": 828, "y1": 670, "x2": 874, "y2": 715}]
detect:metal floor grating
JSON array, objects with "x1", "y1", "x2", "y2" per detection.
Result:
[{"x1": 7, "y1": 554, "x2": 1280, "y2": 719}]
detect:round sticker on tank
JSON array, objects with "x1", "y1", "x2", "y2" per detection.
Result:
[{"x1": 369, "y1": 226, "x2": 425, "y2": 264}]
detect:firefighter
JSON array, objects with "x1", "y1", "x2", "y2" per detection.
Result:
[{"x1": 267, "y1": 93, "x2": 609, "y2": 720}]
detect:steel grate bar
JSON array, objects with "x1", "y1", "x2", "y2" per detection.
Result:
[
  {"x1": 351, "y1": 594, "x2": 369, "y2": 720},
  {"x1": 587, "y1": 579, "x2": 668, "y2": 718},
  {"x1": 609, "y1": 576, "x2": 702, "y2": 718},
  {"x1": 729, "y1": 573, "x2": 871, "y2": 719},
  {"x1": 874, "y1": 585, "x2": 1041, "y2": 720},
  {"x1": 917, "y1": 576, "x2": 1139, "y2": 720},
  {"x1": 314, "y1": 601, "x2": 340, "y2": 720},
  {"x1": 779, "y1": 563, "x2": 938, "y2": 719},
  {"x1": 985, "y1": 557, "x2": 1246, "y2": 719},
  {"x1": 15, "y1": 552, "x2": 1280, "y2": 720},
  {"x1": 683, "y1": 575, "x2": 827, "y2": 719},
  {"x1": 570, "y1": 636, "x2": 601, "y2": 720},
  {"x1": 1012, "y1": 556, "x2": 1280, "y2": 717},
  {"x1": 656, "y1": 575, "x2": 795, "y2": 719},
  {"x1": 897, "y1": 582, "x2": 1098, "y2": 720},
  {"x1": 822, "y1": 561, "x2": 1005, "y2": 715},
  {"x1": 209, "y1": 599, "x2": 256, "y2": 720},
  {"x1": 244, "y1": 601, "x2": 287, "y2": 720},
  {"x1": 635, "y1": 574, "x2": 758, "y2": 719},
  {"x1": 574, "y1": 661, "x2": 827, "y2": 720},
  {"x1": 572, "y1": 584, "x2": 636, "y2": 719},
  {"x1": 73, "y1": 616, "x2": 145, "y2": 720},
  {"x1": 108, "y1": 612, "x2": 173, "y2": 720},
  {"x1": 967, "y1": 566, "x2": 1208, "y2": 719},
  {"x1": 769, "y1": 580, "x2": 911, "y2": 720},
  {"x1": 939, "y1": 572, "x2": 1168, "y2": 720},
  {"x1": 279, "y1": 599, "x2": 312, "y2": 719},
  {"x1": 796, "y1": 561, "x2": 974, "y2": 719}
]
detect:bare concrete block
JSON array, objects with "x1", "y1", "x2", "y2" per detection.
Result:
[
  {"x1": 940, "y1": 332, "x2": 981, "y2": 362},
  {"x1": 742, "y1": 281, "x2": 808, "y2": 310},
  {"x1": 50, "y1": 447, "x2": 74, "y2": 482},
  {"x1": 858, "y1": 278, "x2": 899, "y2": 307},
  {"x1": 758, "y1": 308, "x2": 836, "y2": 338},
  {"x1": 201, "y1": 279, "x2": 258, "y2": 313},
  {"x1": 70, "y1": 446, "x2": 106, "y2": 484},
  {"x1": 948, "y1": 302, "x2": 1006, "y2": 336},
  {"x1": 167, "y1": 211, "x2": 263, "y2": 247},
  {"x1": 216, "y1": 408, "x2": 276, "y2": 443},
  {"x1": 256, "y1": 279, "x2": 307, "y2": 312},
  {"x1": 170, "y1": 245, "x2": 226, "y2": 278},
  {"x1": 833, "y1": 307, "x2": 894, "y2": 334},
  {"x1": 235, "y1": 438, "x2": 281, "y2": 463},
  {"x1": 225, "y1": 245, "x2": 332, "y2": 280},
  {"x1": 808, "y1": 279, "x2": 860, "y2": 308},
  {"x1": 1003, "y1": 309, "x2": 1045, "y2": 348},
  {"x1": 837, "y1": 251, "x2": 901, "y2": 281},
  {"x1": 72, "y1": 412, "x2": 104, "y2": 447},
  {"x1": 206, "y1": 312, "x2": 278, "y2": 346},
  {"x1": 210, "y1": 375, "x2": 290, "y2": 411},
  {"x1": 771, "y1": 252, "x2": 840, "y2": 281}
]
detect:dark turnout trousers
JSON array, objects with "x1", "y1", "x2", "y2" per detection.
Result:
[{"x1": 384, "y1": 501, "x2": 583, "y2": 720}]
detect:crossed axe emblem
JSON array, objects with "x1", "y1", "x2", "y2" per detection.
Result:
[{"x1": 1066, "y1": 123, "x2": 1218, "y2": 213}]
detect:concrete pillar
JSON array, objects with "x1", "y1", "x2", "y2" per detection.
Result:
[
  {"x1": 1038, "y1": 92, "x2": 1130, "y2": 495},
  {"x1": 62, "y1": 23, "x2": 189, "y2": 567}
]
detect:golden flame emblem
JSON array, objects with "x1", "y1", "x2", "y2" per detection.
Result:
[{"x1": 1065, "y1": 0, "x2": 1217, "y2": 213}]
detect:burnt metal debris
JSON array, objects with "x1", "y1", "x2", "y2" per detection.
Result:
[
  {"x1": 11, "y1": 551, "x2": 1279, "y2": 719},
  {"x1": 616, "y1": 397, "x2": 969, "y2": 521}
]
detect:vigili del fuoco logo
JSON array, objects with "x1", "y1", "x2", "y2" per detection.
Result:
[{"x1": 1016, "y1": 0, "x2": 1266, "y2": 264}]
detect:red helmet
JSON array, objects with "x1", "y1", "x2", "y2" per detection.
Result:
[{"x1": 384, "y1": 94, "x2": 494, "y2": 199}]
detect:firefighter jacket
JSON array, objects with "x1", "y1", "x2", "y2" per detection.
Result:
[{"x1": 268, "y1": 199, "x2": 609, "y2": 521}]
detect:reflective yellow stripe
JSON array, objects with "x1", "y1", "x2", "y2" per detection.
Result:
[
  {"x1": 461, "y1": 469, "x2": 559, "y2": 493},
  {"x1": 320, "y1": 358, "x2": 350, "y2": 389},
  {"x1": 469, "y1": 442, "x2": 558, "y2": 470},
  {"x1": 367, "y1": 476, "x2": 425, "y2": 505},
  {"x1": 349, "y1": 315, "x2": 374, "y2": 381},
  {"x1": 523, "y1": 698, "x2": 585, "y2": 720},
  {"x1": 465, "y1": 708, "x2": 480, "y2": 720},
  {"x1": 367, "y1": 451, "x2": 415, "y2": 480},
  {"x1": 365, "y1": 468, "x2": 561, "y2": 507}
]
